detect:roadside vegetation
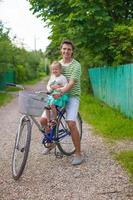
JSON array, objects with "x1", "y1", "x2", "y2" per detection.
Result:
[
  {"x1": 115, "y1": 151, "x2": 133, "y2": 182},
  {"x1": 0, "y1": 93, "x2": 13, "y2": 107},
  {"x1": 80, "y1": 92, "x2": 133, "y2": 182}
]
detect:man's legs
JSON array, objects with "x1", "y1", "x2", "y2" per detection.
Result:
[
  {"x1": 67, "y1": 121, "x2": 81, "y2": 156},
  {"x1": 66, "y1": 97, "x2": 83, "y2": 165}
]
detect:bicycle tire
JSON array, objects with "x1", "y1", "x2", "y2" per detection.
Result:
[
  {"x1": 56, "y1": 111, "x2": 82, "y2": 156},
  {"x1": 12, "y1": 116, "x2": 31, "y2": 180}
]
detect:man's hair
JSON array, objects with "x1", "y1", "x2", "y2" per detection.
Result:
[{"x1": 60, "y1": 39, "x2": 75, "y2": 50}]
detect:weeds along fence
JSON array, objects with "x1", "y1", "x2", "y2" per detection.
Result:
[{"x1": 88, "y1": 64, "x2": 133, "y2": 118}]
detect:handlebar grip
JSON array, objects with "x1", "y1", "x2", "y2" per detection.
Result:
[
  {"x1": 35, "y1": 91, "x2": 51, "y2": 95},
  {"x1": 6, "y1": 82, "x2": 24, "y2": 89},
  {"x1": 6, "y1": 82, "x2": 16, "y2": 87}
]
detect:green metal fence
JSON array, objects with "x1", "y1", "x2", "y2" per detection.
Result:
[
  {"x1": 88, "y1": 64, "x2": 133, "y2": 118},
  {"x1": 0, "y1": 70, "x2": 15, "y2": 90}
]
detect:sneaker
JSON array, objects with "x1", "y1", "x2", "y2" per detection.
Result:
[
  {"x1": 42, "y1": 143, "x2": 56, "y2": 155},
  {"x1": 71, "y1": 155, "x2": 84, "y2": 165}
]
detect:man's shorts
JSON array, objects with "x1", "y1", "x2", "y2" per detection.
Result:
[{"x1": 41, "y1": 97, "x2": 79, "y2": 121}]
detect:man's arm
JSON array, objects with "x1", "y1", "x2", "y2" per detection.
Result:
[
  {"x1": 52, "y1": 79, "x2": 75, "y2": 99},
  {"x1": 60, "y1": 79, "x2": 75, "y2": 93}
]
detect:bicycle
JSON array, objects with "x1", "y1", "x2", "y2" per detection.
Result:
[{"x1": 7, "y1": 83, "x2": 82, "y2": 180}]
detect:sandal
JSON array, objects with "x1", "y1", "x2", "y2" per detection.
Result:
[
  {"x1": 44, "y1": 124, "x2": 51, "y2": 134},
  {"x1": 50, "y1": 119, "x2": 57, "y2": 127}
]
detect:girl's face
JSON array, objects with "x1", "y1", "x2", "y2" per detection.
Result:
[{"x1": 51, "y1": 65, "x2": 61, "y2": 77}]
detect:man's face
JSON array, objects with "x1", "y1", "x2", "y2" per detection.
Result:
[{"x1": 61, "y1": 43, "x2": 73, "y2": 60}]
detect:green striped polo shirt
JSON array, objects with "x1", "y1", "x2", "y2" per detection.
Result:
[{"x1": 60, "y1": 59, "x2": 81, "y2": 99}]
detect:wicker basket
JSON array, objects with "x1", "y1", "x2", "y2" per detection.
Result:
[{"x1": 18, "y1": 91, "x2": 47, "y2": 117}]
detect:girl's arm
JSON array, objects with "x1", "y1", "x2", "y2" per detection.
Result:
[{"x1": 47, "y1": 76, "x2": 54, "y2": 92}]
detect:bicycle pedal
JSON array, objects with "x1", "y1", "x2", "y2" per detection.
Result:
[
  {"x1": 55, "y1": 149, "x2": 63, "y2": 158},
  {"x1": 55, "y1": 151, "x2": 63, "y2": 159}
]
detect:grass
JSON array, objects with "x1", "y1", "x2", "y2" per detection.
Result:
[
  {"x1": 80, "y1": 93, "x2": 133, "y2": 141},
  {"x1": 5, "y1": 87, "x2": 21, "y2": 92},
  {"x1": 0, "y1": 93, "x2": 13, "y2": 107},
  {"x1": 80, "y1": 92, "x2": 133, "y2": 181},
  {"x1": 115, "y1": 151, "x2": 133, "y2": 182}
]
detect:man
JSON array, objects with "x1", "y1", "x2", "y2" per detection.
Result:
[{"x1": 40, "y1": 40, "x2": 83, "y2": 165}]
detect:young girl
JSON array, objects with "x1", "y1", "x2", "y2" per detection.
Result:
[{"x1": 46, "y1": 61, "x2": 69, "y2": 127}]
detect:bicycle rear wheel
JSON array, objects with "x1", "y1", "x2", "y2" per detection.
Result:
[
  {"x1": 12, "y1": 116, "x2": 31, "y2": 180},
  {"x1": 56, "y1": 112, "x2": 82, "y2": 156}
]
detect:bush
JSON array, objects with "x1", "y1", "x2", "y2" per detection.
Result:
[{"x1": 15, "y1": 64, "x2": 27, "y2": 83}]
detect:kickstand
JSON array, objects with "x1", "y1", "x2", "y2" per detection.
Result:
[{"x1": 54, "y1": 146, "x2": 63, "y2": 159}]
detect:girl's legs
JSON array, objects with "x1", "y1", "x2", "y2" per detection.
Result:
[
  {"x1": 45, "y1": 108, "x2": 51, "y2": 127},
  {"x1": 50, "y1": 104, "x2": 58, "y2": 123},
  {"x1": 40, "y1": 109, "x2": 50, "y2": 133},
  {"x1": 39, "y1": 110, "x2": 55, "y2": 154}
]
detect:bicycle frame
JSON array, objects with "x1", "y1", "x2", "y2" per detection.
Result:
[{"x1": 28, "y1": 106, "x2": 70, "y2": 145}]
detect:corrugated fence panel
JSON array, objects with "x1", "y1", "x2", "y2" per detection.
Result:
[{"x1": 88, "y1": 64, "x2": 133, "y2": 118}]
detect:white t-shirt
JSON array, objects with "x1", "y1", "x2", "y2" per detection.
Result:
[{"x1": 47, "y1": 74, "x2": 68, "y2": 92}]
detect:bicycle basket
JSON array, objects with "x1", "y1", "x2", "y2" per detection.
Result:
[{"x1": 18, "y1": 91, "x2": 48, "y2": 116}]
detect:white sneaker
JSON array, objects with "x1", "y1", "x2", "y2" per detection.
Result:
[{"x1": 71, "y1": 155, "x2": 84, "y2": 165}]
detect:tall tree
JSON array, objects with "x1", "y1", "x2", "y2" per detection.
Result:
[
  {"x1": 0, "y1": 22, "x2": 13, "y2": 74},
  {"x1": 28, "y1": 0, "x2": 133, "y2": 66}
]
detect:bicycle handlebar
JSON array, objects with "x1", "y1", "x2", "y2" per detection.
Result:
[
  {"x1": 6, "y1": 82, "x2": 51, "y2": 94},
  {"x1": 6, "y1": 82, "x2": 25, "y2": 90}
]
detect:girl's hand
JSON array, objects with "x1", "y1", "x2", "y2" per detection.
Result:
[
  {"x1": 52, "y1": 89, "x2": 64, "y2": 99},
  {"x1": 52, "y1": 93, "x2": 61, "y2": 99},
  {"x1": 50, "y1": 84, "x2": 61, "y2": 90}
]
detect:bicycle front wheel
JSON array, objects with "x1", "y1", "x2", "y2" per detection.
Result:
[
  {"x1": 56, "y1": 112, "x2": 82, "y2": 156},
  {"x1": 12, "y1": 116, "x2": 31, "y2": 180}
]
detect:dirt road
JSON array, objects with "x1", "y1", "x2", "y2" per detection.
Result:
[{"x1": 0, "y1": 80, "x2": 133, "y2": 200}]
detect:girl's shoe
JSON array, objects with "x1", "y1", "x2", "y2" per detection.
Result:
[
  {"x1": 50, "y1": 119, "x2": 57, "y2": 127},
  {"x1": 42, "y1": 143, "x2": 56, "y2": 155}
]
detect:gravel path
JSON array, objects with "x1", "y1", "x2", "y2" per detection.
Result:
[{"x1": 0, "y1": 80, "x2": 133, "y2": 200}]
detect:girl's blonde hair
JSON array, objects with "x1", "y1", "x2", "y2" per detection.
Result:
[{"x1": 50, "y1": 61, "x2": 62, "y2": 71}]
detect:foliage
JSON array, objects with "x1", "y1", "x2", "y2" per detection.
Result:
[
  {"x1": 109, "y1": 23, "x2": 133, "y2": 65},
  {"x1": 0, "y1": 22, "x2": 13, "y2": 74},
  {"x1": 28, "y1": 0, "x2": 133, "y2": 68},
  {"x1": 0, "y1": 22, "x2": 47, "y2": 84},
  {"x1": 15, "y1": 64, "x2": 27, "y2": 83}
]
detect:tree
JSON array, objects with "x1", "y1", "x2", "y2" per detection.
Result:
[
  {"x1": 28, "y1": 0, "x2": 133, "y2": 67},
  {"x1": 0, "y1": 22, "x2": 13, "y2": 74}
]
